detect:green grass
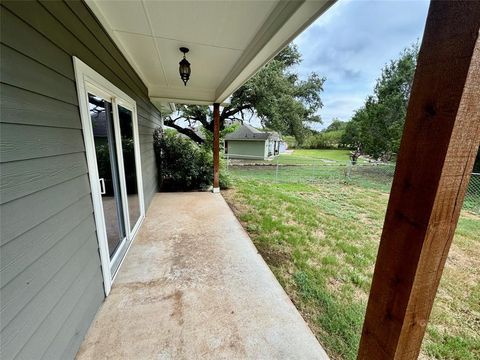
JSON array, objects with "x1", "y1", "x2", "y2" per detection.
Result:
[
  {"x1": 228, "y1": 161, "x2": 395, "y2": 193},
  {"x1": 272, "y1": 149, "x2": 368, "y2": 165},
  {"x1": 284, "y1": 149, "x2": 355, "y2": 162},
  {"x1": 426, "y1": 328, "x2": 480, "y2": 360},
  {"x1": 229, "y1": 149, "x2": 366, "y2": 165},
  {"x1": 223, "y1": 153, "x2": 480, "y2": 359}
]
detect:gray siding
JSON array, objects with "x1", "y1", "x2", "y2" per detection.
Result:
[
  {"x1": 0, "y1": 1, "x2": 162, "y2": 359},
  {"x1": 226, "y1": 140, "x2": 268, "y2": 160}
]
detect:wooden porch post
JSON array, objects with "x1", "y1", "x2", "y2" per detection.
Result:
[
  {"x1": 358, "y1": 1, "x2": 480, "y2": 359},
  {"x1": 213, "y1": 102, "x2": 220, "y2": 192}
]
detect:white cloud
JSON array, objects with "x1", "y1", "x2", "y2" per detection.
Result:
[{"x1": 293, "y1": 0, "x2": 430, "y2": 129}]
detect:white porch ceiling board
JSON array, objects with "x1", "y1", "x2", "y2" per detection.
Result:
[
  {"x1": 214, "y1": 1, "x2": 278, "y2": 50},
  {"x1": 144, "y1": 1, "x2": 230, "y2": 48},
  {"x1": 85, "y1": 0, "x2": 336, "y2": 107},
  {"x1": 115, "y1": 32, "x2": 167, "y2": 87},
  {"x1": 144, "y1": 0, "x2": 277, "y2": 50},
  {"x1": 155, "y1": 37, "x2": 242, "y2": 90},
  {"x1": 93, "y1": 0, "x2": 152, "y2": 36}
]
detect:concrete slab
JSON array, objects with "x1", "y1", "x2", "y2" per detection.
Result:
[{"x1": 77, "y1": 193, "x2": 328, "y2": 359}]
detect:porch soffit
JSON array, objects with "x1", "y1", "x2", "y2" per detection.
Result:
[{"x1": 85, "y1": 0, "x2": 335, "y2": 110}]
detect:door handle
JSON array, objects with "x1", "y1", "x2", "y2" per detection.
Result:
[{"x1": 99, "y1": 178, "x2": 106, "y2": 195}]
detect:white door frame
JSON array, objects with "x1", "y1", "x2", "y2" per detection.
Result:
[{"x1": 73, "y1": 57, "x2": 145, "y2": 295}]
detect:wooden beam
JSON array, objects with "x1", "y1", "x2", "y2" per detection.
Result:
[
  {"x1": 213, "y1": 103, "x2": 220, "y2": 191},
  {"x1": 358, "y1": 1, "x2": 480, "y2": 359}
]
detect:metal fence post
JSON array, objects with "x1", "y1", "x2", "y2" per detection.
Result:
[
  {"x1": 312, "y1": 160, "x2": 315, "y2": 182},
  {"x1": 345, "y1": 161, "x2": 352, "y2": 181},
  {"x1": 275, "y1": 156, "x2": 279, "y2": 183}
]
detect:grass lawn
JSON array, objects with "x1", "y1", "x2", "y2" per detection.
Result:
[
  {"x1": 223, "y1": 150, "x2": 480, "y2": 359},
  {"x1": 229, "y1": 149, "x2": 366, "y2": 165},
  {"x1": 283, "y1": 149, "x2": 354, "y2": 162},
  {"x1": 274, "y1": 150, "x2": 361, "y2": 166}
]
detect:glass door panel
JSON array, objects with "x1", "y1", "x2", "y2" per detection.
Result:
[
  {"x1": 118, "y1": 105, "x2": 141, "y2": 233},
  {"x1": 89, "y1": 94, "x2": 126, "y2": 258}
]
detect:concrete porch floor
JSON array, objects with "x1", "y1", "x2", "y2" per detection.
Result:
[{"x1": 77, "y1": 193, "x2": 328, "y2": 359}]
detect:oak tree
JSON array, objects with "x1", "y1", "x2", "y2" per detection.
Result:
[{"x1": 164, "y1": 44, "x2": 325, "y2": 145}]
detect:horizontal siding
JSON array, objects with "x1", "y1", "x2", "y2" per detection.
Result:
[
  {"x1": 0, "y1": 7, "x2": 74, "y2": 79},
  {"x1": 42, "y1": 270, "x2": 105, "y2": 360},
  {"x1": 0, "y1": 123, "x2": 85, "y2": 162},
  {"x1": 1, "y1": 0, "x2": 160, "y2": 117},
  {"x1": 15, "y1": 257, "x2": 102, "y2": 360},
  {"x1": 228, "y1": 140, "x2": 267, "y2": 159},
  {"x1": 0, "y1": 44, "x2": 78, "y2": 105},
  {"x1": 1, "y1": 232, "x2": 99, "y2": 359},
  {"x1": 0, "y1": 152, "x2": 88, "y2": 204},
  {"x1": 0, "y1": 175, "x2": 91, "y2": 244},
  {"x1": 1, "y1": 84, "x2": 81, "y2": 129},
  {"x1": 0, "y1": 195, "x2": 93, "y2": 287},
  {"x1": 1, "y1": 217, "x2": 96, "y2": 329},
  {"x1": 0, "y1": 1, "x2": 162, "y2": 359}
]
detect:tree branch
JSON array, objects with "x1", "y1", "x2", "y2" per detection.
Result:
[
  {"x1": 163, "y1": 118, "x2": 205, "y2": 144},
  {"x1": 191, "y1": 115, "x2": 209, "y2": 129},
  {"x1": 222, "y1": 104, "x2": 252, "y2": 119}
]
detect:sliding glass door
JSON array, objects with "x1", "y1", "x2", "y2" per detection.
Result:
[
  {"x1": 118, "y1": 105, "x2": 142, "y2": 233},
  {"x1": 75, "y1": 57, "x2": 145, "y2": 294},
  {"x1": 89, "y1": 94, "x2": 127, "y2": 261},
  {"x1": 86, "y1": 91, "x2": 144, "y2": 276}
]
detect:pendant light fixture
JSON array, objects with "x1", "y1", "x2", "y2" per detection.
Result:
[{"x1": 179, "y1": 47, "x2": 191, "y2": 86}]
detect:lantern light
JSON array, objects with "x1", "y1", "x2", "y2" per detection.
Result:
[{"x1": 179, "y1": 47, "x2": 191, "y2": 86}]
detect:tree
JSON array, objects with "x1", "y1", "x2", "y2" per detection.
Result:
[
  {"x1": 304, "y1": 119, "x2": 348, "y2": 149},
  {"x1": 342, "y1": 43, "x2": 419, "y2": 160},
  {"x1": 164, "y1": 44, "x2": 325, "y2": 145},
  {"x1": 325, "y1": 118, "x2": 347, "y2": 132},
  {"x1": 341, "y1": 115, "x2": 362, "y2": 150}
]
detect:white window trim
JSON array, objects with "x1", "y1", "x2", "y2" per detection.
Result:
[{"x1": 73, "y1": 57, "x2": 145, "y2": 295}]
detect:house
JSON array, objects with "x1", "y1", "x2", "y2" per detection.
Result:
[
  {"x1": 0, "y1": 1, "x2": 334, "y2": 358},
  {"x1": 1, "y1": 0, "x2": 479, "y2": 359},
  {"x1": 267, "y1": 131, "x2": 286, "y2": 155},
  {"x1": 224, "y1": 124, "x2": 282, "y2": 159}
]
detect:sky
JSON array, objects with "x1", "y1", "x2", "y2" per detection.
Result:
[{"x1": 292, "y1": 0, "x2": 430, "y2": 130}]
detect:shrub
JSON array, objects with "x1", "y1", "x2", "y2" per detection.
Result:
[
  {"x1": 153, "y1": 128, "x2": 231, "y2": 191},
  {"x1": 303, "y1": 130, "x2": 346, "y2": 149}
]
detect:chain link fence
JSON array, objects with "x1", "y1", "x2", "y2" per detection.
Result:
[
  {"x1": 225, "y1": 154, "x2": 480, "y2": 214},
  {"x1": 465, "y1": 173, "x2": 480, "y2": 214}
]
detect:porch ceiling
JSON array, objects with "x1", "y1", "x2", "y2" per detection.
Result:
[{"x1": 85, "y1": 0, "x2": 335, "y2": 109}]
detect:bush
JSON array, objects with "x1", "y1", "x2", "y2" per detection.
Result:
[
  {"x1": 153, "y1": 128, "x2": 231, "y2": 191},
  {"x1": 303, "y1": 130, "x2": 346, "y2": 149}
]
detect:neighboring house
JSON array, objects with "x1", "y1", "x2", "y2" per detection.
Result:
[
  {"x1": 0, "y1": 1, "x2": 331, "y2": 358},
  {"x1": 224, "y1": 124, "x2": 282, "y2": 160}
]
